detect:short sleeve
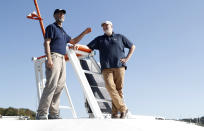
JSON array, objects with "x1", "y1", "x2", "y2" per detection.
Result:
[
  {"x1": 44, "y1": 25, "x2": 54, "y2": 39},
  {"x1": 87, "y1": 37, "x2": 99, "y2": 50},
  {"x1": 66, "y1": 34, "x2": 71, "y2": 43},
  {"x1": 121, "y1": 35, "x2": 133, "y2": 49}
]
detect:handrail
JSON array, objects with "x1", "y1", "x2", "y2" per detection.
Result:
[
  {"x1": 34, "y1": 45, "x2": 91, "y2": 61},
  {"x1": 74, "y1": 46, "x2": 92, "y2": 53}
]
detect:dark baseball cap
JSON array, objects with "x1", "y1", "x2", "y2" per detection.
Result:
[{"x1": 54, "y1": 9, "x2": 66, "y2": 15}]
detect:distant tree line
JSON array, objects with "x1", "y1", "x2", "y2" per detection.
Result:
[
  {"x1": 0, "y1": 107, "x2": 36, "y2": 120},
  {"x1": 0, "y1": 107, "x2": 203, "y2": 123},
  {"x1": 180, "y1": 117, "x2": 204, "y2": 127}
]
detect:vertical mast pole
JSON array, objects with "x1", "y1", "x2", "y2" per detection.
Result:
[{"x1": 33, "y1": 0, "x2": 45, "y2": 36}]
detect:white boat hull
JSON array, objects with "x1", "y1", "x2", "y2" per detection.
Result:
[{"x1": 1, "y1": 117, "x2": 203, "y2": 131}]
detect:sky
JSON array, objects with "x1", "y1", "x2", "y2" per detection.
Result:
[{"x1": 0, "y1": 0, "x2": 204, "y2": 119}]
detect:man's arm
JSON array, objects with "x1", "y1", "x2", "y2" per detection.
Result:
[
  {"x1": 44, "y1": 38, "x2": 53, "y2": 69},
  {"x1": 69, "y1": 28, "x2": 91, "y2": 44},
  {"x1": 73, "y1": 44, "x2": 90, "y2": 50},
  {"x1": 120, "y1": 45, "x2": 135, "y2": 64}
]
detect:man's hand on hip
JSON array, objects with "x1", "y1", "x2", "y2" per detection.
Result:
[{"x1": 120, "y1": 58, "x2": 128, "y2": 64}]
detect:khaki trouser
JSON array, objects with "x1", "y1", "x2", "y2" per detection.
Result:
[
  {"x1": 102, "y1": 67, "x2": 127, "y2": 114},
  {"x1": 37, "y1": 53, "x2": 66, "y2": 116}
]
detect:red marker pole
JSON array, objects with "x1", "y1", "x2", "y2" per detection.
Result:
[{"x1": 33, "y1": 0, "x2": 45, "y2": 37}]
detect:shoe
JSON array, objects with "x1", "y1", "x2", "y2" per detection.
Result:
[
  {"x1": 48, "y1": 114, "x2": 62, "y2": 119},
  {"x1": 120, "y1": 109, "x2": 128, "y2": 119},
  {"x1": 36, "y1": 114, "x2": 48, "y2": 120},
  {"x1": 111, "y1": 114, "x2": 119, "y2": 119}
]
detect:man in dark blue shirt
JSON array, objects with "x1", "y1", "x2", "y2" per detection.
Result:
[
  {"x1": 36, "y1": 9, "x2": 91, "y2": 120},
  {"x1": 87, "y1": 21, "x2": 135, "y2": 118}
]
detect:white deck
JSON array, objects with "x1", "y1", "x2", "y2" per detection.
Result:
[{"x1": 1, "y1": 117, "x2": 203, "y2": 131}]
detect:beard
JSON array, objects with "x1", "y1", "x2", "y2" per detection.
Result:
[
  {"x1": 55, "y1": 17, "x2": 64, "y2": 23},
  {"x1": 104, "y1": 28, "x2": 113, "y2": 36},
  {"x1": 58, "y1": 18, "x2": 64, "y2": 23}
]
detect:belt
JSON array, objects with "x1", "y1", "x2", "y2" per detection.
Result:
[{"x1": 51, "y1": 52, "x2": 64, "y2": 58}]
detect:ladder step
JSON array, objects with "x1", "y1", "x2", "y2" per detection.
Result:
[
  {"x1": 91, "y1": 85, "x2": 106, "y2": 89},
  {"x1": 83, "y1": 70, "x2": 101, "y2": 75},
  {"x1": 59, "y1": 106, "x2": 72, "y2": 109},
  {"x1": 96, "y1": 98, "x2": 112, "y2": 103}
]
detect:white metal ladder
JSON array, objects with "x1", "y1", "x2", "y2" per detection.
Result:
[
  {"x1": 66, "y1": 47, "x2": 104, "y2": 118},
  {"x1": 32, "y1": 56, "x2": 77, "y2": 118},
  {"x1": 33, "y1": 46, "x2": 111, "y2": 119},
  {"x1": 79, "y1": 57, "x2": 112, "y2": 118}
]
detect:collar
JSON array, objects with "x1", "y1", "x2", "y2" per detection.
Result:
[
  {"x1": 54, "y1": 22, "x2": 63, "y2": 28},
  {"x1": 104, "y1": 32, "x2": 115, "y2": 37}
]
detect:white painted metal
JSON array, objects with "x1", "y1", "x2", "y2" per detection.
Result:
[
  {"x1": 39, "y1": 62, "x2": 44, "y2": 92},
  {"x1": 83, "y1": 70, "x2": 101, "y2": 75},
  {"x1": 66, "y1": 47, "x2": 104, "y2": 119},
  {"x1": 32, "y1": 56, "x2": 77, "y2": 118},
  {"x1": 33, "y1": 60, "x2": 42, "y2": 102},
  {"x1": 64, "y1": 83, "x2": 77, "y2": 118},
  {"x1": 32, "y1": 46, "x2": 104, "y2": 118},
  {"x1": 95, "y1": 98, "x2": 111, "y2": 103},
  {"x1": 2, "y1": 118, "x2": 204, "y2": 131},
  {"x1": 89, "y1": 56, "x2": 101, "y2": 73}
]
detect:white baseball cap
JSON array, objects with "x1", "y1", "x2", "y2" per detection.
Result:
[{"x1": 101, "y1": 21, "x2": 113, "y2": 27}]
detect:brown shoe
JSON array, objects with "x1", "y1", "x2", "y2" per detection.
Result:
[
  {"x1": 120, "y1": 109, "x2": 128, "y2": 119},
  {"x1": 111, "y1": 114, "x2": 119, "y2": 119}
]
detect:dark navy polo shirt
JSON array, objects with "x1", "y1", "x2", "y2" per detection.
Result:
[
  {"x1": 44, "y1": 22, "x2": 71, "y2": 55},
  {"x1": 87, "y1": 33, "x2": 133, "y2": 71}
]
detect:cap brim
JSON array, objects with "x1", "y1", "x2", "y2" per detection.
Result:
[
  {"x1": 61, "y1": 10, "x2": 66, "y2": 14},
  {"x1": 101, "y1": 23, "x2": 109, "y2": 27},
  {"x1": 101, "y1": 23, "x2": 105, "y2": 26},
  {"x1": 101, "y1": 21, "x2": 112, "y2": 27}
]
